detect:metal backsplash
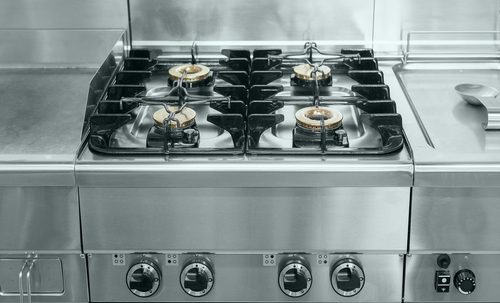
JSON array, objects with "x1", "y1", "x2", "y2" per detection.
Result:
[
  {"x1": 130, "y1": 0, "x2": 375, "y2": 51},
  {"x1": 0, "y1": 0, "x2": 127, "y2": 29},
  {"x1": 0, "y1": 30, "x2": 125, "y2": 67},
  {"x1": 1, "y1": 0, "x2": 498, "y2": 55},
  {"x1": 129, "y1": 0, "x2": 500, "y2": 54},
  {"x1": 374, "y1": 0, "x2": 500, "y2": 55}
]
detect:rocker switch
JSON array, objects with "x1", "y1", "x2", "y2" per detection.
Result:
[{"x1": 435, "y1": 270, "x2": 451, "y2": 293}]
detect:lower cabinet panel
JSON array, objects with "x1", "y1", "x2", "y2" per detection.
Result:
[{"x1": 0, "y1": 254, "x2": 88, "y2": 303}]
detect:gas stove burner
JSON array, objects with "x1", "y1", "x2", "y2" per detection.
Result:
[
  {"x1": 147, "y1": 105, "x2": 200, "y2": 149},
  {"x1": 293, "y1": 64, "x2": 331, "y2": 81},
  {"x1": 152, "y1": 105, "x2": 197, "y2": 128},
  {"x1": 291, "y1": 64, "x2": 333, "y2": 87},
  {"x1": 168, "y1": 64, "x2": 211, "y2": 82},
  {"x1": 295, "y1": 106, "x2": 343, "y2": 130}
]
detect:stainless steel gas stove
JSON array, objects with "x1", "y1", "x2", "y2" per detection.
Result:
[
  {"x1": 3, "y1": 1, "x2": 500, "y2": 303},
  {"x1": 76, "y1": 39, "x2": 412, "y2": 302}
]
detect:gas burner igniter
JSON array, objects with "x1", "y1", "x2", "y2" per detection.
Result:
[{"x1": 334, "y1": 129, "x2": 349, "y2": 147}]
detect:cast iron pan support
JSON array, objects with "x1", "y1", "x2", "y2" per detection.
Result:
[
  {"x1": 89, "y1": 115, "x2": 133, "y2": 152},
  {"x1": 207, "y1": 114, "x2": 246, "y2": 148},
  {"x1": 361, "y1": 114, "x2": 405, "y2": 153},
  {"x1": 247, "y1": 114, "x2": 285, "y2": 147}
]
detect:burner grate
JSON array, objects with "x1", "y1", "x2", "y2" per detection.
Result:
[
  {"x1": 87, "y1": 47, "x2": 249, "y2": 155},
  {"x1": 246, "y1": 44, "x2": 404, "y2": 155}
]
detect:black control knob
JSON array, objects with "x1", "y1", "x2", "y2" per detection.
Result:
[
  {"x1": 331, "y1": 258, "x2": 365, "y2": 297},
  {"x1": 454, "y1": 269, "x2": 476, "y2": 295},
  {"x1": 180, "y1": 258, "x2": 214, "y2": 297},
  {"x1": 278, "y1": 260, "x2": 312, "y2": 297},
  {"x1": 126, "y1": 260, "x2": 161, "y2": 297},
  {"x1": 437, "y1": 254, "x2": 451, "y2": 269}
]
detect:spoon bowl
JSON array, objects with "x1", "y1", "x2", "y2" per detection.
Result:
[{"x1": 455, "y1": 83, "x2": 500, "y2": 106}]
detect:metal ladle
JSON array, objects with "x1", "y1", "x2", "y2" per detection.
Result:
[{"x1": 455, "y1": 83, "x2": 500, "y2": 130}]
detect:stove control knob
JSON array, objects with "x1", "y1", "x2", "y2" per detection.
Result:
[
  {"x1": 454, "y1": 269, "x2": 476, "y2": 295},
  {"x1": 278, "y1": 260, "x2": 312, "y2": 297},
  {"x1": 437, "y1": 254, "x2": 451, "y2": 269},
  {"x1": 126, "y1": 260, "x2": 161, "y2": 297},
  {"x1": 331, "y1": 258, "x2": 365, "y2": 297},
  {"x1": 180, "y1": 258, "x2": 214, "y2": 297}
]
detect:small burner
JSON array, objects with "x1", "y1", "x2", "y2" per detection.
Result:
[
  {"x1": 153, "y1": 106, "x2": 197, "y2": 128},
  {"x1": 295, "y1": 106, "x2": 343, "y2": 130},
  {"x1": 293, "y1": 64, "x2": 331, "y2": 81},
  {"x1": 168, "y1": 64, "x2": 211, "y2": 82}
]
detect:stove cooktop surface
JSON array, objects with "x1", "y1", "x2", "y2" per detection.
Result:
[{"x1": 85, "y1": 43, "x2": 405, "y2": 157}]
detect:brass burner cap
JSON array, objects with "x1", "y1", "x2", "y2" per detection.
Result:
[
  {"x1": 168, "y1": 64, "x2": 210, "y2": 82},
  {"x1": 153, "y1": 106, "x2": 197, "y2": 128},
  {"x1": 293, "y1": 64, "x2": 331, "y2": 81},
  {"x1": 295, "y1": 106, "x2": 343, "y2": 130}
]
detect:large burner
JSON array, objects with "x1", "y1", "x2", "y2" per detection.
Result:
[
  {"x1": 293, "y1": 64, "x2": 331, "y2": 81},
  {"x1": 153, "y1": 106, "x2": 197, "y2": 128},
  {"x1": 168, "y1": 64, "x2": 210, "y2": 82},
  {"x1": 295, "y1": 106, "x2": 343, "y2": 130}
]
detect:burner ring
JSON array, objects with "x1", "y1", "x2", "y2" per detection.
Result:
[
  {"x1": 293, "y1": 64, "x2": 331, "y2": 81},
  {"x1": 295, "y1": 106, "x2": 343, "y2": 130},
  {"x1": 153, "y1": 106, "x2": 197, "y2": 128},
  {"x1": 168, "y1": 64, "x2": 210, "y2": 82}
]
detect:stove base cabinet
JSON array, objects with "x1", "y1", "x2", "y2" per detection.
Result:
[
  {"x1": 0, "y1": 254, "x2": 88, "y2": 303},
  {"x1": 79, "y1": 186, "x2": 409, "y2": 302},
  {"x1": 405, "y1": 254, "x2": 500, "y2": 302},
  {"x1": 88, "y1": 253, "x2": 403, "y2": 302}
]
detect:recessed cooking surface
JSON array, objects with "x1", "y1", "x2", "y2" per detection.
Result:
[
  {"x1": 394, "y1": 63, "x2": 500, "y2": 153},
  {"x1": 86, "y1": 43, "x2": 405, "y2": 155}
]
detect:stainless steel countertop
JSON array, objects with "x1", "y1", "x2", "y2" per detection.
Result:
[
  {"x1": 75, "y1": 62, "x2": 414, "y2": 187},
  {"x1": 0, "y1": 29, "x2": 124, "y2": 186},
  {"x1": 393, "y1": 62, "x2": 500, "y2": 187}
]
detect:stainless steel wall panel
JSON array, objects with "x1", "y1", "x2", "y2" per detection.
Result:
[
  {"x1": 0, "y1": 30, "x2": 124, "y2": 67},
  {"x1": 405, "y1": 254, "x2": 500, "y2": 302},
  {"x1": 0, "y1": 187, "x2": 80, "y2": 252},
  {"x1": 80, "y1": 187, "x2": 409, "y2": 252},
  {"x1": 410, "y1": 187, "x2": 500, "y2": 253},
  {"x1": 0, "y1": 0, "x2": 127, "y2": 30},
  {"x1": 130, "y1": 0, "x2": 374, "y2": 51},
  {"x1": 373, "y1": 0, "x2": 500, "y2": 55},
  {"x1": 88, "y1": 253, "x2": 403, "y2": 302}
]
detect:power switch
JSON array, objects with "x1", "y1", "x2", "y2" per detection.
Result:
[{"x1": 435, "y1": 270, "x2": 451, "y2": 293}]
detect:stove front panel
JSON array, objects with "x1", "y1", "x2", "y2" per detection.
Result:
[
  {"x1": 79, "y1": 187, "x2": 409, "y2": 253},
  {"x1": 0, "y1": 187, "x2": 80, "y2": 252},
  {"x1": 88, "y1": 253, "x2": 403, "y2": 302},
  {"x1": 411, "y1": 187, "x2": 500, "y2": 252}
]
